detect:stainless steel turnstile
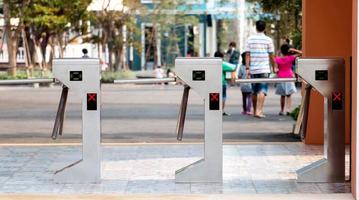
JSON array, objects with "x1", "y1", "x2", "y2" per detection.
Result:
[
  {"x1": 52, "y1": 58, "x2": 101, "y2": 183},
  {"x1": 296, "y1": 58, "x2": 346, "y2": 182},
  {"x1": 174, "y1": 58, "x2": 223, "y2": 183}
]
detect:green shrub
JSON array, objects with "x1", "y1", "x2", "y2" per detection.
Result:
[
  {"x1": 290, "y1": 105, "x2": 301, "y2": 120},
  {"x1": 0, "y1": 70, "x2": 137, "y2": 83},
  {"x1": 0, "y1": 70, "x2": 53, "y2": 80},
  {"x1": 101, "y1": 71, "x2": 136, "y2": 83}
]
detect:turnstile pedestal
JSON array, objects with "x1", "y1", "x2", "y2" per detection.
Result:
[
  {"x1": 52, "y1": 59, "x2": 101, "y2": 183},
  {"x1": 296, "y1": 58, "x2": 345, "y2": 183},
  {"x1": 174, "y1": 58, "x2": 223, "y2": 183}
]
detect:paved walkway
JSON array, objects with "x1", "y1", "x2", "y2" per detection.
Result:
[
  {"x1": 0, "y1": 143, "x2": 350, "y2": 195},
  {"x1": 0, "y1": 194, "x2": 354, "y2": 200},
  {"x1": 0, "y1": 84, "x2": 301, "y2": 143}
]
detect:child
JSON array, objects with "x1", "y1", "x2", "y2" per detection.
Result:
[
  {"x1": 214, "y1": 50, "x2": 237, "y2": 116},
  {"x1": 238, "y1": 53, "x2": 253, "y2": 115},
  {"x1": 275, "y1": 44, "x2": 302, "y2": 115}
]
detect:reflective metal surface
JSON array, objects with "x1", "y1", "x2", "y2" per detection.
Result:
[
  {"x1": 0, "y1": 78, "x2": 54, "y2": 85},
  {"x1": 52, "y1": 59, "x2": 101, "y2": 183},
  {"x1": 114, "y1": 77, "x2": 176, "y2": 84},
  {"x1": 296, "y1": 58, "x2": 345, "y2": 183},
  {"x1": 175, "y1": 58, "x2": 223, "y2": 183},
  {"x1": 235, "y1": 77, "x2": 297, "y2": 83}
]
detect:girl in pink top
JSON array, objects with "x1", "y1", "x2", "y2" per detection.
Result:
[{"x1": 275, "y1": 44, "x2": 302, "y2": 115}]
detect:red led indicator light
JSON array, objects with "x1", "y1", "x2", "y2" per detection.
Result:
[
  {"x1": 332, "y1": 92, "x2": 343, "y2": 110},
  {"x1": 210, "y1": 93, "x2": 219, "y2": 102},
  {"x1": 209, "y1": 93, "x2": 220, "y2": 110},
  {"x1": 87, "y1": 93, "x2": 97, "y2": 111},
  {"x1": 333, "y1": 92, "x2": 342, "y2": 101},
  {"x1": 88, "y1": 93, "x2": 97, "y2": 102}
]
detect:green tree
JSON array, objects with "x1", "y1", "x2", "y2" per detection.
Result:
[
  {"x1": 3, "y1": 0, "x2": 29, "y2": 76},
  {"x1": 24, "y1": 0, "x2": 91, "y2": 71},
  {"x1": 248, "y1": 0, "x2": 302, "y2": 49},
  {"x1": 144, "y1": 0, "x2": 199, "y2": 68},
  {"x1": 87, "y1": 0, "x2": 143, "y2": 71}
]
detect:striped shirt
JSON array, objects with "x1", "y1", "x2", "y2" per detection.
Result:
[{"x1": 244, "y1": 33, "x2": 274, "y2": 74}]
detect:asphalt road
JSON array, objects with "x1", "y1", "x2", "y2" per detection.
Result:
[{"x1": 0, "y1": 84, "x2": 301, "y2": 144}]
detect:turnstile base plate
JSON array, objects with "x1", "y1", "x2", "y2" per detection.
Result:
[
  {"x1": 296, "y1": 158, "x2": 345, "y2": 183},
  {"x1": 54, "y1": 159, "x2": 101, "y2": 184},
  {"x1": 175, "y1": 159, "x2": 222, "y2": 183}
]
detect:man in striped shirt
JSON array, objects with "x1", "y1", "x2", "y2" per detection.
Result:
[{"x1": 245, "y1": 20, "x2": 277, "y2": 118}]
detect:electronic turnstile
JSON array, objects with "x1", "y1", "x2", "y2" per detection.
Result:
[
  {"x1": 52, "y1": 58, "x2": 101, "y2": 183},
  {"x1": 174, "y1": 58, "x2": 223, "y2": 183},
  {"x1": 296, "y1": 58, "x2": 346, "y2": 183}
]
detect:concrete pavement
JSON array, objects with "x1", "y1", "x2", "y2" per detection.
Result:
[
  {"x1": 0, "y1": 143, "x2": 351, "y2": 194},
  {"x1": 0, "y1": 84, "x2": 301, "y2": 143}
]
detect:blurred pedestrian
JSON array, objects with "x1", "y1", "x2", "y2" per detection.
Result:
[
  {"x1": 226, "y1": 42, "x2": 240, "y2": 65},
  {"x1": 82, "y1": 48, "x2": 89, "y2": 58},
  {"x1": 166, "y1": 69, "x2": 176, "y2": 85},
  {"x1": 100, "y1": 59, "x2": 109, "y2": 71},
  {"x1": 186, "y1": 49, "x2": 194, "y2": 57},
  {"x1": 275, "y1": 44, "x2": 302, "y2": 115},
  {"x1": 214, "y1": 50, "x2": 237, "y2": 116},
  {"x1": 154, "y1": 66, "x2": 164, "y2": 79},
  {"x1": 237, "y1": 52, "x2": 253, "y2": 115},
  {"x1": 245, "y1": 20, "x2": 276, "y2": 118}
]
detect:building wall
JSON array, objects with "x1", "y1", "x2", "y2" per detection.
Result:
[
  {"x1": 302, "y1": 0, "x2": 352, "y2": 145},
  {"x1": 352, "y1": 0, "x2": 358, "y2": 197}
]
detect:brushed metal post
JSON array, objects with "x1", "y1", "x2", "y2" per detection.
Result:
[{"x1": 296, "y1": 58, "x2": 345, "y2": 183}]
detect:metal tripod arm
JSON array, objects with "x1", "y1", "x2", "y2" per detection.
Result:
[
  {"x1": 176, "y1": 85, "x2": 190, "y2": 141},
  {"x1": 52, "y1": 85, "x2": 69, "y2": 140}
]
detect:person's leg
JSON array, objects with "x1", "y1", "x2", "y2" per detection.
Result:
[
  {"x1": 252, "y1": 83, "x2": 259, "y2": 115},
  {"x1": 256, "y1": 92, "x2": 265, "y2": 117},
  {"x1": 256, "y1": 80, "x2": 268, "y2": 117},
  {"x1": 285, "y1": 95, "x2": 292, "y2": 114},
  {"x1": 222, "y1": 85, "x2": 229, "y2": 116},
  {"x1": 246, "y1": 93, "x2": 252, "y2": 113},
  {"x1": 280, "y1": 96, "x2": 285, "y2": 115},
  {"x1": 242, "y1": 92, "x2": 247, "y2": 114},
  {"x1": 252, "y1": 94, "x2": 257, "y2": 115}
]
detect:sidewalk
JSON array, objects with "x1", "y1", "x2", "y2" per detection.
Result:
[
  {"x1": 0, "y1": 194, "x2": 354, "y2": 200},
  {"x1": 0, "y1": 143, "x2": 350, "y2": 195}
]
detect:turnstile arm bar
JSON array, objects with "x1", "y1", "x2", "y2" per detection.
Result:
[
  {"x1": 114, "y1": 77, "x2": 176, "y2": 84},
  {"x1": 113, "y1": 77, "x2": 295, "y2": 85},
  {"x1": 176, "y1": 85, "x2": 190, "y2": 141},
  {"x1": 235, "y1": 77, "x2": 297, "y2": 84},
  {"x1": 0, "y1": 78, "x2": 55, "y2": 85},
  {"x1": 52, "y1": 86, "x2": 69, "y2": 140}
]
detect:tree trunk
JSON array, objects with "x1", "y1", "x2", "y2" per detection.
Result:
[
  {"x1": 114, "y1": 48, "x2": 122, "y2": 71},
  {"x1": 8, "y1": 40, "x2": 17, "y2": 76},
  {"x1": 153, "y1": 28, "x2": 158, "y2": 68},
  {"x1": 3, "y1": 0, "x2": 17, "y2": 76}
]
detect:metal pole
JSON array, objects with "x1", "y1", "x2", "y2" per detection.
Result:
[
  {"x1": 0, "y1": 78, "x2": 55, "y2": 85},
  {"x1": 58, "y1": 86, "x2": 69, "y2": 136},
  {"x1": 235, "y1": 77, "x2": 297, "y2": 84},
  {"x1": 114, "y1": 77, "x2": 176, "y2": 84},
  {"x1": 176, "y1": 85, "x2": 190, "y2": 141},
  {"x1": 52, "y1": 86, "x2": 68, "y2": 140}
]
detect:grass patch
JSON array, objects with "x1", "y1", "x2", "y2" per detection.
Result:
[{"x1": 0, "y1": 70, "x2": 53, "y2": 80}]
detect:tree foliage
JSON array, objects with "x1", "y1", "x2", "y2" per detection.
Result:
[
  {"x1": 3, "y1": 0, "x2": 30, "y2": 75},
  {"x1": 87, "y1": 0, "x2": 144, "y2": 71},
  {"x1": 248, "y1": 0, "x2": 302, "y2": 49},
  {"x1": 24, "y1": 0, "x2": 92, "y2": 62},
  {"x1": 144, "y1": 0, "x2": 199, "y2": 68}
]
